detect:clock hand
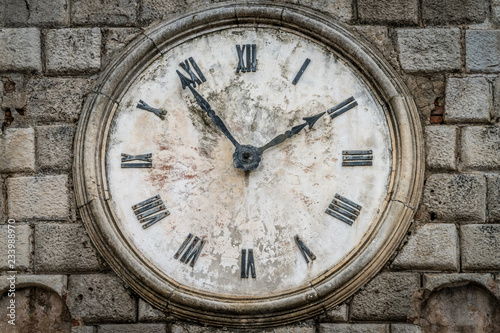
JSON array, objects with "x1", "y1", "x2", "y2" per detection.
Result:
[
  {"x1": 258, "y1": 111, "x2": 326, "y2": 153},
  {"x1": 180, "y1": 77, "x2": 240, "y2": 148}
]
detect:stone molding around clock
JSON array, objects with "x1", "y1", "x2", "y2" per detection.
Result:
[{"x1": 73, "y1": 2, "x2": 424, "y2": 327}]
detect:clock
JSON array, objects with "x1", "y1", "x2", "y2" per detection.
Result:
[{"x1": 74, "y1": 3, "x2": 423, "y2": 327}]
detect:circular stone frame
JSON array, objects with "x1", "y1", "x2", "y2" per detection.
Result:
[{"x1": 74, "y1": 2, "x2": 424, "y2": 328}]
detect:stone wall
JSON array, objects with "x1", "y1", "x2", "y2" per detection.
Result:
[{"x1": 0, "y1": 0, "x2": 499, "y2": 332}]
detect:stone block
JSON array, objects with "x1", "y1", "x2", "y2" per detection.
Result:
[
  {"x1": 98, "y1": 324, "x2": 166, "y2": 333},
  {"x1": 45, "y1": 28, "x2": 101, "y2": 75},
  {"x1": 7, "y1": 175, "x2": 69, "y2": 220},
  {"x1": 0, "y1": 179, "x2": 4, "y2": 222},
  {"x1": 138, "y1": 299, "x2": 167, "y2": 322},
  {"x1": 357, "y1": 0, "x2": 418, "y2": 25},
  {"x1": 403, "y1": 74, "x2": 445, "y2": 119},
  {"x1": 466, "y1": 30, "x2": 500, "y2": 73},
  {"x1": 0, "y1": 223, "x2": 31, "y2": 270},
  {"x1": 350, "y1": 272, "x2": 419, "y2": 320},
  {"x1": 102, "y1": 28, "x2": 142, "y2": 67},
  {"x1": 461, "y1": 127, "x2": 500, "y2": 170},
  {"x1": 487, "y1": 174, "x2": 500, "y2": 222},
  {"x1": 422, "y1": 173, "x2": 486, "y2": 222},
  {"x1": 391, "y1": 324, "x2": 421, "y2": 333},
  {"x1": 67, "y1": 274, "x2": 136, "y2": 323},
  {"x1": 422, "y1": 0, "x2": 487, "y2": 25},
  {"x1": 352, "y1": 26, "x2": 399, "y2": 70},
  {"x1": 461, "y1": 224, "x2": 500, "y2": 270},
  {"x1": 393, "y1": 224, "x2": 459, "y2": 270},
  {"x1": 495, "y1": 75, "x2": 500, "y2": 120},
  {"x1": 171, "y1": 322, "x2": 314, "y2": 333},
  {"x1": 320, "y1": 323, "x2": 388, "y2": 333},
  {"x1": 423, "y1": 273, "x2": 499, "y2": 298},
  {"x1": 36, "y1": 125, "x2": 74, "y2": 170},
  {"x1": 494, "y1": 0, "x2": 500, "y2": 25},
  {"x1": 0, "y1": 275, "x2": 68, "y2": 297},
  {"x1": 27, "y1": 77, "x2": 93, "y2": 123},
  {"x1": 424, "y1": 125, "x2": 457, "y2": 170},
  {"x1": 72, "y1": 326, "x2": 95, "y2": 333},
  {"x1": 445, "y1": 77, "x2": 492, "y2": 123},
  {"x1": 0, "y1": 28, "x2": 42, "y2": 72},
  {"x1": 0, "y1": 127, "x2": 35, "y2": 172},
  {"x1": 34, "y1": 223, "x2": 103, "y2": 273},
  {"x1": 320, "y1": 303, "x2": 348, "y2": 322},
  {"x1": 397, "y1": 29, "x2": 461, "y2": 72},
  {"x1": 72, "y1": 0, "x2": 138, "y2": 26},
  {"x1": 4, "y1": 0, "x2": 69, "y2": 26}
]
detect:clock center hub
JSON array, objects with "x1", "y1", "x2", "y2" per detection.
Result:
[{"x1": 233, "y1": 144, "x2": 262, "y2": 171}]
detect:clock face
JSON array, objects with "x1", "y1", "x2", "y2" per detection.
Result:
[{"x1": 105, "y1": 27, "x2": 393, "y2": 296}]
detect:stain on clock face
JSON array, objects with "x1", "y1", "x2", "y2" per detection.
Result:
[{"x1": 105, "y1": 27, "x2": 392, "y2": 296}]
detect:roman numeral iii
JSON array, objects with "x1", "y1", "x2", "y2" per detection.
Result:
[
  {"x1": 236, "y1": 44, "x2": 257, "y2": 73},
  {"x1": 174, "y1": 233, "x2": 206, "y2": 267},
  {"x1": 325, "y1": 194, "x2": 362, "y2": 226},
  {"x1": 328, "y1": 96, "x2": 358, "y2": 119},
  {"x1": 132, "y1": 195, "x2": 170, "y2": 229},
  {"x1": 121, "y1": 153, "x2": 152, "y2": 168},
  {"x1": 342, "y1": 150, "x2": 373, "y2": 167},
  {"x1": 176, "y1": 57, "x2": 206, "y2": 89},
  {"x1": 241, "y1": 249, "x2": 256, "y2": 278}
]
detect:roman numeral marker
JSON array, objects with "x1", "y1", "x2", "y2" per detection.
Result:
[
  {"x1": 174, "y1": 233, "x2": 206, "y2": 267},
  {"x1": 236, "y1": 44, "x2": 257, "y2": 73},
  {"x1": 342, "y1": 150, "x2": 373, "y2": 166},
  {"x1": 121, "y1": 153, "x2": 152, "y2": 168},
  {"x1": 325, "y1": 194, "x2": 362, "y2": 226},
  {"x1": 132, "y1": 195, "x2": 170, "y2": 229},
  {"x1": 136, "y1": 100, "x2": 167, "y2": 120},
  {"x1": 327, "y1": 97, "x2": 358, "y2": 119},
  {"x1": 295, "y1": 235, "x2": 316, "y2": 263},
  {"x1": 241, "y1": 249, "x2": 256, "y2": 278},
  {"x1": 176, "y1": 57, "x2": 206, "y2": 89},
  {"x1": 292, "y1": 58, "x2": 311, "y2": 85}
]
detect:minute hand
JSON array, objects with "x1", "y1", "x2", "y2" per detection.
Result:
[
  {"x1": 186, "y1": 84, "x2": 240, "y2": 148},
  {"x1": 259, "y1": 112, "x2": 326, "y2": 153}
]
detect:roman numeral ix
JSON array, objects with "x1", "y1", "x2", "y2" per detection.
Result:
[
  {"x1": 176, "y1": 57, "x2": 206, "y2": 89},
  {"x1": 236, "y1": 44, "x2": 257, "y2": 73},
  {"x1": 241, "y1": 249, "x2": 256, "y2": 278},
  {"x1": 295, "y1": 235, "x2": 316, "y2": 264},
  {"x1": 136, "y1": 100, "x2": 167, "y2": 120},
  {"x1": 121, "y1": 153, "x2": 152, "y2": 168},
  {"x1": 327, "y1": 96, "x2": 358, "y2": 119},
  {"x1": 174, "y1": 233, "x2": 206, "y2": 267},
  {"x1": 132, "y1": 195, "x2": 170, "y2": 229},
  {"x1": 325, "y1": 194, "x2": 362, "y2": 226},
  {"x1": 342, "y1": 150, "x2": 373, "y2": 167}
]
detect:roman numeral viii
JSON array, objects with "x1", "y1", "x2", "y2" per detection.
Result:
[{"x1": 236, "y1": 44, "x2": 256, "y2": 73}]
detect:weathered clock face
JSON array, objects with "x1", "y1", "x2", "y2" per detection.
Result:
[{"x1": 105, "y1": 27, "x2": 392, "y2": 296}]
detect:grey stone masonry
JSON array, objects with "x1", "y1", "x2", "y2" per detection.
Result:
[
  {"x1": 425, "y1": 126, "x2": 457, "y2": 170},
  {"x1": 466, "y1": 31, "x2": 500, "y2": 73},
  {"x1": 34, "y1": 223, "x2": 104, "y2": 273},
  {"x1": 102, "y1": 28, "x2": 142, "y2": 67},
  {"x1": 494, "y1": 0, "x2": 500, "y2": 25},
  {"x1": 350, "y1": 272, "x2": 419, "y2": 320},
  {"x1": 487, "y1": 174, "x2": 500, "y2": 222},
  {"x1": 319, "y1": 303, "x2": 348, "y2": 322},
  {"x1": 357, "y1": 0, "x2": 419, "y2": 25},
  {"x1": 0, "y1": 127, "x2": 35, "y2": 172},
  {"x1": 445, "y1": 77, "x2": 492, "y2": 123},
  {"x1": 392, "y1": 223, "x2": 459, "y2": 271},
  {"x1": 397, "y1": 29, "x2": 461, "y2": 72},
  {"x1": 6, "y1": 175, "x2": 69, "y2": 220},
  {"x1": 0, "y1": 28, "x2": 42, "y2": 72},
  {"x1": 423, "y1": 273, "x2": 499, "y2": 298},
  {"x1": 461, "y1": 126, "x2": 500, "y2": 170},
  {"x1": 45, "y1": 28, "x2": 101, "y2": 75},
  {"x1": 320, "y1": 323, "x2": 388, "y2": 332},
  {"x1": 98, "y1": 324, "x2": 166, "y2": 333},
  {"x1": 422, "y1": 173, "x2": 486, "y2": 222},
  {"x1": 0, "y1": 223, "x2": 31, "y2": 271},
  {"x1": 495, "y1": 75, "x2": 500, "y2": 120},
  {"x1": 72, "y1": 0, "x2": 138, "y2": 26},
  {"x1": 422, "y1": 0, "x2": 487, "y2": 25},
  {"x1": 391, "y1": 324, "x2": 422, "y2": 333},
  {"x1": 36, "y1": 125, "x2": 74, "y2": 171},
  {"x1": 4, "y1": 0, "x2": 70, "y2": 26},
  {"x1": 461, "y1": 224, "x2": 500, "y2": 271},
  {"x1": 27, "y1": 77, "x2": 93, "y2": 123},
  {"x1": 0, "y1": 179, "x2": 4, "y2": 222},
  {"x1": 138, "y1": 299, "x2": 168, "y2": 322},
  {"x1": 72, "y1": 326, "x2": 95, "y2": 333},
  {"x1": 67, "y1": 273, "x2": 136, "y2": 323}
]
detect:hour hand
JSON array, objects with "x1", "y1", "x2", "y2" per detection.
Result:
[{"x1": 259, "y1": 112, "x2": 326, "y2": 153}]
